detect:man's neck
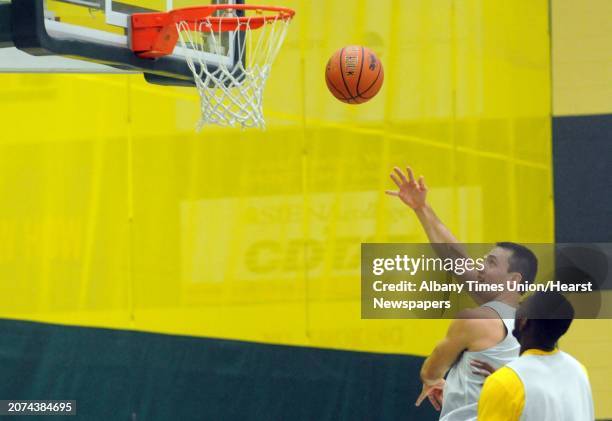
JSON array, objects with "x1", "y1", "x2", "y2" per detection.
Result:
[
  {"x1": 519, "y1": 340, "x2": 556, "y2": 355},
  {"x1": 492, "y1": 292, "x2": 521, "y2": 308}
]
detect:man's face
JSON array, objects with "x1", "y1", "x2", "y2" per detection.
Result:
[{"x1": 477, "y1": 246, "x2": 518, "y2": 289}]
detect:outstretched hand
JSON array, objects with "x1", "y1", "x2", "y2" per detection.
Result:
[
  {"x1": 415, "y1": 379, "x2": 445, "y2": 411},
  {"x1": 386, "y1": 166, "x2": 428, "y2": 210}
]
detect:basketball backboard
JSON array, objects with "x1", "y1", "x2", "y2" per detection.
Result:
[{"x1": 0, "y1": 0, "x2": 243, "y2": 85}]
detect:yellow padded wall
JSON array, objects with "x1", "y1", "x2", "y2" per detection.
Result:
[
  {"x1": 552, "y1": 0, "x2": 612, "y2": 116},
  {"x1": 0, "y1": 0, "x2": 551, "y2": 358}
]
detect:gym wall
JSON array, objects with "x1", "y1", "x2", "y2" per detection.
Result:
[
  {"x1": 551, "y1": 0, "x2": 612, "y2": 418},
  {"x1": 0, "y1": 1, "x2": 552, "y2": 419}
]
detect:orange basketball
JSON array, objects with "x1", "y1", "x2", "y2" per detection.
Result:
[{"x1": 325, "y1": 46, "x2": 384, "y2": 104}]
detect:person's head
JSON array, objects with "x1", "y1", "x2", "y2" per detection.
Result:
[
  {"x1": 477, "y1": 242, "x2": 538, "y2": 294},
  {"x1": 512, "y1": 291, "x2": 575, "y2": 352}
]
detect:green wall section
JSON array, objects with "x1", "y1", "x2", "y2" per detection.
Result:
[
  {"x1": 553, "y1": 114, "x2": 612, "y2": 242},
  {"x1": 0, "y1": 319, "x2": 437, "y2": 421}
]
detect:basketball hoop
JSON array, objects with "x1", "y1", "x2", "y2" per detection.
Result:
[{"x1": 131, "y1": 5, "x2": 296, "y2": 130}]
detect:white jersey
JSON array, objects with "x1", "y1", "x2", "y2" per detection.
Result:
[
  {"x1": 507, "y1": 350, "x2": 594, "y2": 421},
  {"x1": 439, "y1": 301, "x2": 519, "y2": 421}
]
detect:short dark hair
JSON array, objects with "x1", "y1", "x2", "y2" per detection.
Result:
[
  {"x1": 496, "y1": 242, "x2": 538, "y2": 285},
  {"x1": 522, "y1": 291, "x2": 575, "y2": 347}
]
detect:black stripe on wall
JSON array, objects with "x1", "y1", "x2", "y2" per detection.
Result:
[
  {"x1": 553, "y1": 114, "x2": 612, "y2": 242},
  {"x1": 0, "y1": 319, "x2": 438, "y2": 421}
]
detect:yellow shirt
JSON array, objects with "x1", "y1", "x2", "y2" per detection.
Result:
[{"x1": 477, "y1": 349, "x2": 559, "y2": 421}]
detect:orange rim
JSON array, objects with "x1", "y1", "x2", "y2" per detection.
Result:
[
  {"x1": 171, "y1": 4, "x2": 295, "y2": 27},
  {"x1": 131, "y1": 4, "x2": 295, "y2": 58}
]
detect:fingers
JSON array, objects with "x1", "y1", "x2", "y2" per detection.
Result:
[
  {"x1": 431, "y1": 389, "x2": 443, "y2": 411},
  {"x1": 470, "y1": 360, "x2": 494, "y2": 371},
  {"x1": 391, "y1": 166, "x2": 422, "y2": 190},
  {"x1": 394, "y1": 167, "x2": 409, "y2": 185},
  {"x1": 415, "y1": 390, "x2": 428, "y2": 407},
  {"x1": 428, "y1": 394, "x2": 441, "y2": 411},
  {"x1": 406, "y1": 166, "x2": 416, "y2": 184},
  {"x1": 390, "y1": 173, "x2": 402, "y2": 188},
  {"x1": 385, "y1": 190, "x2": 399, "y2": 196},
  {"x1": 434, "y1": 391, "x2": 443, "y2": 409},
  {"x1": 418, "y1": 176, "x2": 427, "y2": 191},
  {"x1": 470, "y1": 360, "x2": 495, "y2": 377}
]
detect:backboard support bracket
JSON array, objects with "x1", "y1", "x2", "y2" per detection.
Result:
[
  {"x1": 0, "y1": 3, "x2": 12, "y2": 48},
  {"x1": 3, "y1": 0, "x2": 243, "y2": 86}
]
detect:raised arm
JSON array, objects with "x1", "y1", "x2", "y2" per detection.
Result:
[{"x1": 386, "y1": 166, "x2": 488, "y2": 303}]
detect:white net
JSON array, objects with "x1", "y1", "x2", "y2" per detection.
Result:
[{"x1": 176, "y1": 9, "x2": 292, "y2": 130}]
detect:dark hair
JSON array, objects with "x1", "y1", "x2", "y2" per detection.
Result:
[
  {"x1": 522, "y1": 292, "x2": 575, "y2": 347},
  {"x1": 496, "y1": 242, "x2": 538, "y2": 286}
]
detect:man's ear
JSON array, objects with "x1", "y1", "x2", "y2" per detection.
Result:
[
  {"x1": 519, "y1": 318, "x2": 530, "y2": 331},
  {"x1": 507, "y1": 272, "x2": 522, "y2": 289}
]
